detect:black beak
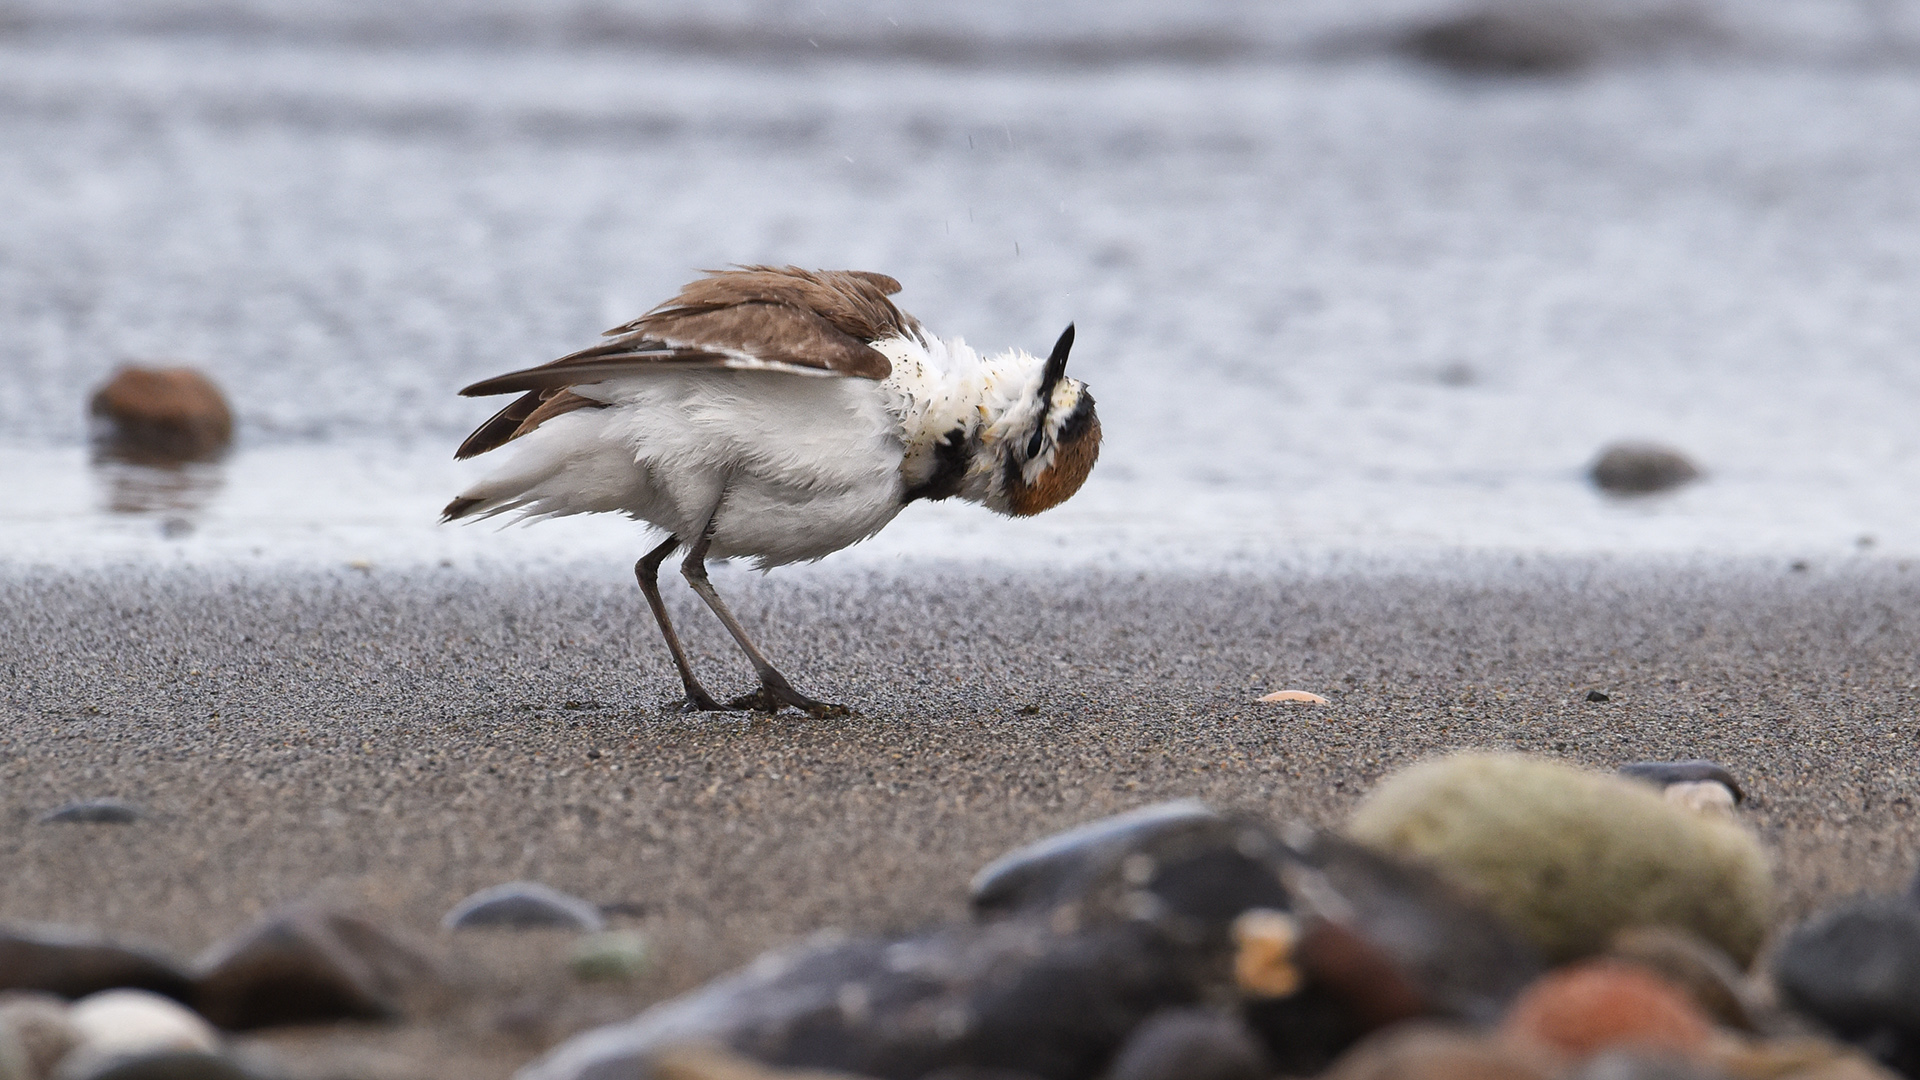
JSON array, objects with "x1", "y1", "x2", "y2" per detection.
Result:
[{"x1": 1037, "y1": 323, "x2": 1075, "y2": 405}]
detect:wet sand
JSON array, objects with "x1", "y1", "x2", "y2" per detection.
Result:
[{"x1": 3, "y1": 558, "x2": 1918, "y2": 1078}]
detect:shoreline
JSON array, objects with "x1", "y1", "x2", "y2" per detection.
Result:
[{"x1": 3, "y1": 559, "x2": 1917, "y2": 1077}]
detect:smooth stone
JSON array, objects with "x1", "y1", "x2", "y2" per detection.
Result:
[
  {"x1": 36, "y1": 801, "x2": 144, "y2": 825},
  {"x1": 60, "y1": 991, "x2": 221, "y2": 1080},
  {"x1": 1258, "y1": 691, "x2": 1328, "y2": 705},
  {"x1": 64, "y1": 1050, "x2": 250, "y2": 1080},
  {"x1": 1573, "y1": 1051, "x2": 1729, "y2": 1080},
  {"x1": 1664, "y1": 783, "x2": 1738, "y2": 818},
  {"x1": 0, "y1": 925, "x2": 194, "y2": 1002},
  {"x1": 87, "y1": 367, "x2": 233, "y2": 465},
  {"x1": 442, "y1": 883, "x2": 605, "y2": 933},
  {"x1": 1711, "y1": 1035, "x2": 1907, "y2": 1080},
  {"x1": 1347, "y1": 753, "x2": 1772, "y2": 964},
  {"x1": 515, "y1": 917, "x2": 1223, "y2": 1080},
  {"x1": 1102, "y1": 1009, "x2": 1269, "y2": 1080},
  {"x1": 1771, "y1": 898, "x2": 1920, "y2": 1078},
  {"x1": 1607, "y1": 927, "x2": 1754, "y2": 1031},
  {"x1": 1906, "y1": 867, "x2": 1920, "y2": 908},
  {"x1": 1502, "y1": 961, "x2": 1715, "y2": 1060},
  {"x1": 1588, "y1": 443, "x2": 1702, "y2": 495},
  {"x1": 193, "y1": 905, "x2": 438, "y2": 1030},
  {"x1": 967, "y1": 800, "x2": 1225, "y2": 919},
  {"x1": 570, "y1": 932, "x2": 652, "y2": 982},
  {"x1": 1617, "y1": 762, "x2": 1745, "y2": 804},
  {"x1": 1398, "y1": 6, "x2": 1596, "y2": 74},
  {"x1": 650, "y1": 1046, "x2": 873, "y2": 1080},
  {"x1": 1321, "y1": 1023, "x2": 1554, "y2": 1080},
  {"x1": 0, "y1": 993, "x2": 79, "y2": 1080}
]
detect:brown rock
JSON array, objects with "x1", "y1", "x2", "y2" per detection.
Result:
[
  {"x1": 1324, "y1": 1023, "x2": 1555, "y2": 1080},
  {"x1": 1606, "y1": 927, "x2": 1754, "y2": 1031},
  {"x1": 88, "y1": 367, "x2": 233, "y2": 464},
  {"x1": 192, "y1": 906, "x2": 437, "y2": 1030},
  {"x1": 1502, "y1": 962, "x2": 1715, "y2": 1060},
  {"x1": 1588, "y1": 444, "x2": 1701, "y2": 496}
]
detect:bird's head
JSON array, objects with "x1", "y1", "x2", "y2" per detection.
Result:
[{"x1": 995, "y1": 324, "x2": 1101, "y2": 517}]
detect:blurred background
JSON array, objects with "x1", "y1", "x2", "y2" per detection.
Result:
[{"x1": 3, "y1": 0, "x2": 1919, "y2": 569}]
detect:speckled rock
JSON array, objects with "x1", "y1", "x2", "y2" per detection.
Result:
[
  {"x1": 1503, "y1": 962, "x2": 1715, "y2": 1060},
  {"x1": 87, "y1": 367, "x2": 233, "y2": 465},
  {"x1": 1321, "y1": 1023, "x2": 1554, "y2": 1080},
  {"x1": 0, "y1": 926, "x2": 194, "y2": 1002},
  {"x1": 1771, "y1": 898, "x2": 1920, "y2": 1079},
  {"x1": 193, "y1": 905, "x2": 438, "y2": 1030},
  {"x1": 1347, "y1": 753, "x2": 1772, "y2": 964},
  {"x1": 442, "y1": 883, "x2": 605, "y2": 932},
  {"x1": 1588, "y1": 444, "x2": 1702, "y2": 495},
  {"x1": 0, "y1": 993, "x2": 78, "y2": 1080},
  {"x1": 1102, "y1": 1009, "x2": 1268, "y2": 1080}
]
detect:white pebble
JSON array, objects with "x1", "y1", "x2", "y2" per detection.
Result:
[
  {"x1": 65, "y1": 990, "x2": 218, "y2": 1065},
  {"x1": 1664, "y1": 780, "x2": 1738, "y2": 817}
]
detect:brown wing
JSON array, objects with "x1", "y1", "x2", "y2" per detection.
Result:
[{"x1": 453, "y1": 266, "x2": 921, "y2": 459}]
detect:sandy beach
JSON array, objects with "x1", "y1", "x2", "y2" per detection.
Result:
[{"x1": 3, "y1": 558, "x2": 1916, "y2": 1077}]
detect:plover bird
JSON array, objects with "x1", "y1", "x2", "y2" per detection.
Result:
[{"x1": 444, "y1": 266, "x2": 1101, "y2": 716}]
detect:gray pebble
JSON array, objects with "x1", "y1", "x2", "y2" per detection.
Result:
[
  {"x1": 66, "y1": 1049, "x2": 252, "y2": 1080},
  {"x1": 442, "y1": 882, "x2": 605, "y2": 932},
  {"x1": 38, "y1": 800, "x2": 144, "y2": 825},
  {"x1": 1616, "y1": 761, "x2": 1744, "y2": 803}
]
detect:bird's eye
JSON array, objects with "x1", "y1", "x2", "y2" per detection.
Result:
[{"x1": 1025, "y1": 429, "x2": 1045, "y2": 460}]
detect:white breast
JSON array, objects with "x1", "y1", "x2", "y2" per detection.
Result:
[{"x1": 453, "y1": 369, "x2": 908, "y2": 567}]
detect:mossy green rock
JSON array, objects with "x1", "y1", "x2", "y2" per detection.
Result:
[{"x1": 1346, "y1": 753, "x2": 1771, "y2": 965}]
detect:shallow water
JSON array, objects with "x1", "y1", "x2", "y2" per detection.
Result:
[{"x1": 4, "y1": 1, "x2": 1920, "y2": 569}]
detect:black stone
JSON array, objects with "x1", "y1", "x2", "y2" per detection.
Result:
[
  {"x1": 442, "y1": 882, "x2": 606, "y2": 932},
  {"x1": 1586, "y1": 690, "x2": 1611, "y2": 703},
  {"x1": 1588, "y1": 443, "x2": 1702, "y2": 495},
  {"x1": 194, "y1": 904, "x2": 439, "y2": 1029},
  {"x1": 517, "y1": 919, "x2": 1217, "y2": 1080},
  {"x1": 71, "y1": 1050, "x2": 253, "y2": 1080},
  {"x1": 0, "y1": 923, "x2": 194, "y2": 1001},
  {"x1": 1617, "y1": 760, "x2": 1744, "y2": 803},
  {"x1": 1103, "y1": 1009, "x2": 1268, "y2": 1080},
  {"x1": 1772, "y1": 898, "x2": 1920, "y2": 1079},
  {"x1": 38, "y1": 798, "x2": 144, "y2": 824},
  {"x1": 969, "y1": 800, "x2": 1231, "y2": 920}
]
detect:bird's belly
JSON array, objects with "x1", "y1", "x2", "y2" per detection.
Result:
[{"x1": 595, "y1": 371, "x2": 906, "y2": 566}]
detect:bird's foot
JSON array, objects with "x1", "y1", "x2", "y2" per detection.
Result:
[
  {"x1": 669, "y1": 687, "x2": 735, "y2": 712},
  {"x1": 728, "y1": 684, "x2": 849, "y2": 719}
]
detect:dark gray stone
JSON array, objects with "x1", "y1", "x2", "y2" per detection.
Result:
[
  {"x1": 1102, "y1": 1009, "x2": 1268, "y2": 1080},
  {"x1": 968, "y1": 801, "x2": 1223, "y2": 919},
  {"x1": 0, "y1": 923, "x2": 194, "y2": 1001},
  {"x1": 1572, "y1": 1050, "x2": 1730, "y2": 1080},
  {"x1": 38, "y1": 799, "x2": 144, "y2": 824},
  {"x1": 1907, "y1": 866, "x2": 1920, "y2": 908},
  {"x1": 1772, "y1": 898, "x2": 1920, "y2": 1078},
  {"x1": 193, "y1": 904, "x2": 438, "y2": 1030},
  {"x1": 443, "y1": 882, "x2": 606, "y2": 932},
  {"x1": 1588, "y1": 443, "x2": 1702, "y2": 495},
  {"x1": 1400, "y1": 7, "x2": 1594, "y2": 74},
  {"x1": 1617, "y1": 760, "x2": 1745, "y2": 803},
  {"x1": 516, "y1": 919, "x2": 1218, "y2": 1080},
  {"x1": 69, "y1": 1049, "x2": 253, "y2": 1080}
]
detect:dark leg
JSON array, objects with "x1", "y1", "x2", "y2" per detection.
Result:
[
  {"x1": 635, "y1": 536, "x2": 730, "y2": 712},
  {"x1": 679, "y1": 522, "x2": 849, "y2": 718}
]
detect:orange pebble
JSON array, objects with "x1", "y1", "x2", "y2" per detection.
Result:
[{"x1": 1502, "y1": 960, "x2": 1715, "y2": 1059}]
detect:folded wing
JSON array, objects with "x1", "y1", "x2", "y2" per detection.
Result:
[{"x1": 453, "y1": 266, "x2": 921, "y2": 460}]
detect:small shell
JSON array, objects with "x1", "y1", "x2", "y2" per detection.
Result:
[
  {"x1": 1259, "y1": 690, "x2": 1329, "y2": 705},
  {"x1": 1232, "y1": 909, "x2": 1302, "y2": 998}
]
